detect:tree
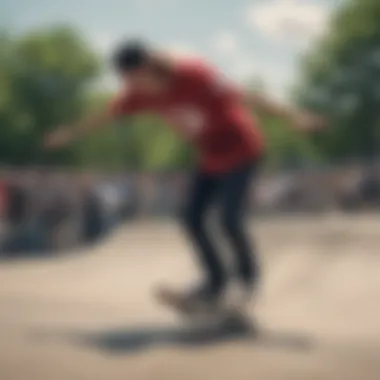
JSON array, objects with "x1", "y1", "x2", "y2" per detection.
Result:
[
  {"x1": 298, "y1": 0, "x2": 380, "y2": 161},
  {"x1": 0, "y1": 27, "x2": 99, "y2": 165}
]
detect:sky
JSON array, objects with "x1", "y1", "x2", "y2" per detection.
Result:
[{"x1": 2, "y1": 0, "x2": 340, "y2": 99}]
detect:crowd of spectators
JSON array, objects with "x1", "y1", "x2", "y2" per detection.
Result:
[
  {"x1": 0, "y1": 163, "x2": 379, "y2": 256},
  {"x1": 0, "y1": 169, "x2": 140, "y2": 255}
]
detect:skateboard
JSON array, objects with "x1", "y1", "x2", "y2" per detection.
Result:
[
  {"x1": 155, "y1": 286, "x2": 255, "y2": 331},
  {"x1": 154, "y1": 288, "x2": 311, "y2": 349}
]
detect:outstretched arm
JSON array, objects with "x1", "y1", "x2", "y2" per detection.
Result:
[
  {"x1": 44, "y1": 108, "x2": 117, "y2": 149},
  {"x1": 245, "y1": 92, "x2": 325, "y2": 131}
]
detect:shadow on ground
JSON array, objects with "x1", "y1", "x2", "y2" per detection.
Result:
[{"x1": 32, "y1": 321, "x2": 315, "y2": 354}]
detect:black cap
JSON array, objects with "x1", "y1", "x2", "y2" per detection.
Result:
[{"x1": 112, "y1": 39, "x2": 151, "y2": 73}]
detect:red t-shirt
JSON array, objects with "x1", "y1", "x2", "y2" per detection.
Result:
[{"x1": 110, "y1": 59, "x2": 264, "y2": 174}]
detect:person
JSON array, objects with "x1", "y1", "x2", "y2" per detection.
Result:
[
  {"x1": 45, "y1": 39, "x2": 324, "y2": 312},
  {"x1": 0, "y1": 172, "x2": 8, "y2": 252}
]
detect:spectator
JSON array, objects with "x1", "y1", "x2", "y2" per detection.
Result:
[
  {"x1": 80, "y1": 175, "x2": 104, "y2": 243},
  {"x1": 39, "y1": 173, "x2": 75, "y2": 250},
  {"x1": 0, "y1": 172, "x2": 8, "y2": 252},
  {"x1": 359, "y1": 169, "x2": 380, "y2": 208},
  {"x1": 6, "y1": 176, "x2": 28, "y2": 227},
  {"x1": 2, "y1": 173, "x2": 33, "y2": 253},
  {"x1": 94, "y1": 176, "x2": 123, "y2": 231}
]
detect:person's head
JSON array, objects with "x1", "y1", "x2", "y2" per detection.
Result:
[{"x1": 112, "y1": 39, "x2": 172, "y2": 94}]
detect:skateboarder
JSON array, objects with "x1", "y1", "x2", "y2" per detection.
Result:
[{"x1": 45, "y1": 39, "x2": 323, "y2": 314}]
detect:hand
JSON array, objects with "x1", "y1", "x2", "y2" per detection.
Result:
[
  {"x1": 44, "y1": 127, "x2": 74, "y2": 150},
  {"x1": 291, "y1": 112, "x2": 326, "y2": 132}
]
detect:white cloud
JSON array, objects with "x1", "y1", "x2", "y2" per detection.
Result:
[
  {"x1": 166, "y1": 43, "x2": 202, "y2": 58},
  {"x1": 213, "y1": 31, "x2": 239, "y2": 56},
  {"x1": 246, "y1": 0, "x2": 329, "y2": 49},
  {"x1": 229, "y1": 57, "x2": 257, "y2": 82},
  {"x1": 212, "y1": 32, "x2": 256, "y2": 83}
]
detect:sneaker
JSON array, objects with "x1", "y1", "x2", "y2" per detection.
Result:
[
  {"x1": 222, "y1": 280, "x2": 255, "y2": 312},
  {"x1": 156, "y1": 282, "x2": 224, "y2": 315}
]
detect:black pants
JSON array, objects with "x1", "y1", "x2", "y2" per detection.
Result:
[{"x1": 182, "y1": 159, "x2": 260, "y2": 294}]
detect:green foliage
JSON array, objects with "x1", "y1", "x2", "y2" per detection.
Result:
[
  {"x1": 0, "y1": 27, "x2": 99, "y2": 165},
  {"x1": 258, "y1": 112, "x2": 322, "y2": 169},
  {"x1": 298, "y1": 0, "x2": 380, "y2": 160},
  {"x1": 77, "y1": 114, "x2": 194, "y2": 170}
]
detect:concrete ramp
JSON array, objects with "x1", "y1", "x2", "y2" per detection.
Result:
[{"x1": 0, "y1": 215, "x2": 379, "y2": 380}]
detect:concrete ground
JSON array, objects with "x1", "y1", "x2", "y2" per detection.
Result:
[{"x1": 0, "y1": 214, "x2": 380, "y2": 380}]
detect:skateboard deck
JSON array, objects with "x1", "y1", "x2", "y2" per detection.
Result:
[{"x1": 155, "y1": 286, "x2": 254, "y2": 330}]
